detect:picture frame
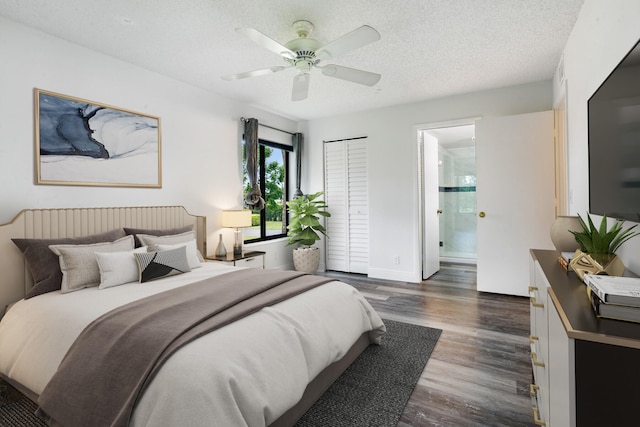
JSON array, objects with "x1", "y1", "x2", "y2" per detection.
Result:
[{"x1": 34, "y1": 88, "x2": 162, "y2": 188}]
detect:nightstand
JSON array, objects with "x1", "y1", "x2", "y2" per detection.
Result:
[{"x1": 207, "y1": 251, "x2": 265, "y2": 269}]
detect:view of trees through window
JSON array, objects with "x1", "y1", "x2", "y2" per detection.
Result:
[{"x1": 243, "y1": 139, "x2": 290, "y2": 242}]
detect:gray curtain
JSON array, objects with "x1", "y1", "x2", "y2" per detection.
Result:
[
  {"x1": 243, "y1": 118, "x2": 265, "y2": 210},
  {"x1": 293, "y1": 132, "x2": 303, "y2": 197}
]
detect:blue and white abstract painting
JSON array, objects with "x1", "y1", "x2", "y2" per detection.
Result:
[{"x1": 36, "y1": 89, "x2": 161, "y2": 187}]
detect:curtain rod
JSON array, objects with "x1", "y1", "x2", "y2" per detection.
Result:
[
  {"x1": 323, "y1": 136, "x2": 367, "y2": 143},
  {"x1": 240, "y1": 117, "x2": 295, "y2": 136}
]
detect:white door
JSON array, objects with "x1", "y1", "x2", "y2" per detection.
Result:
[
  {"x1": 475, "y1": 111, "x2": 555, "y2": 296},
  {"x1": 421, "y1": 132, "x2": 440, "y2": 279},
  {"x1": 324, "y1": 139, "x2": 369, "y2": 274}
]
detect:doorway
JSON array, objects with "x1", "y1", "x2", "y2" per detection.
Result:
[
  {"x1": 419, "y1": 121, "x2": 477, "y2": 280},
  {"x1": 436, "y1": 128, "x2": 477, "y2": 262}
]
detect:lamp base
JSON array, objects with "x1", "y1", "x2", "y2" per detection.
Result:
[{"x1": 233, "y1": 228, "x2": 243, "y2": 256}]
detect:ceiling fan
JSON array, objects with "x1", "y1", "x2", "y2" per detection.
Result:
[{"x1": 222, "y1": 20, "x2": 381, "y2": 101}]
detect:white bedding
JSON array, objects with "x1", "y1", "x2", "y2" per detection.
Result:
[{"x1": 0, "y1": 263, "x2": 385, "y2": 426}]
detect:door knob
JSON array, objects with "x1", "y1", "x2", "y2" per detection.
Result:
[
  {"x1": 478, "y1": 211, "x2": 486, "y2": 218},
  {"x1": 437, "y1": 209, "x2": 443, "y2": 214}
]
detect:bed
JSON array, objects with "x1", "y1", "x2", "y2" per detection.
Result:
[{"x1": 0, "y1": 206, "x2": 385, "y2": 427}]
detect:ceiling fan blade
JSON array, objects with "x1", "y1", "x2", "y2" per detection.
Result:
[
  {"x1": 320, "y1": 64, "x2": 381, "y2": 86},
  {"x1": 221, "y1": 66, "x2": 287, "y2": 81},
  {"x1": 315, "y1": 25, "x2": 380, "y2": 61},
  {"x1": 292, "y1": 73, "x2": 310, "y2": 101},
  {"x1": 236, "y1": 27, "x2": 297, "y2": 59}
]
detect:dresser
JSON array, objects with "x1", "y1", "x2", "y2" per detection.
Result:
[{"x1": 529, "y1": 250, "x2": 640, "y2": 427}]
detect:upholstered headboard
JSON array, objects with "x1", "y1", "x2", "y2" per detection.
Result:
[{"x1": 0, "y1": 206, "x2": 206, "y2": 316}]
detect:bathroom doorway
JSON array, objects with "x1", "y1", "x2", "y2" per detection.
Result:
[
  {"x1": 435, "y1": 126, "x2": 477, "y2": 262},
  {"x1": 419, "y1": 121, "x2": 477, "y2": 280}
]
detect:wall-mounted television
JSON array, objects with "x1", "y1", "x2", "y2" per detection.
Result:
[{"x1": 588, "y1": 38, "x2": 640, "y2": 222}]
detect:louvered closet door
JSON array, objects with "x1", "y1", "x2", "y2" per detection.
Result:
[{"x1": 324, "y1": 139, "x2": 369, "y2": 274}]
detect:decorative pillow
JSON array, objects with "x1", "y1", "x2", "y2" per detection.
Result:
[
  {"x1": 96, "y1": 247, "x2": 148, "y2": 289},
  {"x1": 124, "y1": 225, "x2": 193, "y2": 248},
  {"x1": 135, "y1": 246, "x2": 191, "y2": 283},
  {"x1": 156, "y1": 240, "x2": 202, "y2": 269},
  {"x1": 49, "y1": 235, "x2": 134, "y2": 293},
  {"x1": 136, "y1": 231, "x2": 204, "y2": 262},
  {"x1": 12, "y1": 229, "x2": 127, "y2": 299}
]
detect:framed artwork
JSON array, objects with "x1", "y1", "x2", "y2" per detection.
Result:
[{"x1": 34, "y1": 88, "x2": 162, "y2": 188}]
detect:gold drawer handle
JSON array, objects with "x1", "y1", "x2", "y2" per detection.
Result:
[
  {"x1": 528, "y1": 286, "x2": 538, "y2": 292},
  {"x1": 532, "y1": 407, "x2": 547, "y2": 426},
  {"x1": 530, "y1": 383, "x2": 540, "y2": 397},
  {"x1": 530, "y1": 296, "x2": 544, "y2": 308},
  {"x1": 529, "y1": 335, "x2": 539, "y2": 344},
  {"x1": 531, "y1": 352, "x2": 545, "y2": 367}
]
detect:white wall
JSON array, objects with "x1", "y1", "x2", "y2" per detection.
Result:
[
  {"x1": 557, "y1": 0, "x2": 640, "y2": 273},
  {"x1": 0, "y1": 17, "x2": 297, "y2": 269},
  {"x1": 304, "y1": 81, "x2": 553, "y2": 282}
]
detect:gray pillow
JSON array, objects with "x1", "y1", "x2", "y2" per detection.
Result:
[
  {"x1": 123, "y1": 225, "x2": 193, "y2": 248},
  {"x1": 12, "y1": 229, "x2": 126, "y2": 299},
  {"x1": 49, "y1": 235, "x2": 134, "y2": 293}
]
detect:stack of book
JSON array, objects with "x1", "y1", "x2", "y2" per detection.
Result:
[{"x1": 584, "y1": 274, "x2": 640, "y2": 323}]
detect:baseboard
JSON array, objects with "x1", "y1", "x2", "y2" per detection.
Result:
[{"x1": 368, "y1": 268, "x2": 420, "y2": 283}]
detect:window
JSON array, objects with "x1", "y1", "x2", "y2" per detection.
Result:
[{"x1": 243, "y1": 139, "x2": 291, "y2": 242}]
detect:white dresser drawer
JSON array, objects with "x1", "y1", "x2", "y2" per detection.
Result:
[{"x1": 234, "y1": 254, "x2": 264, "y2": 269}]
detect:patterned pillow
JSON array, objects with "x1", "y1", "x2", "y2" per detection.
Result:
[
  {"x1": 12, "y1": 229, "x2": 127, "y2": 298},
  {"x1": 135, "y1": 246, "x2": 191, "y2": 283},
  {"x1": 49, "y1": 236, "x2": 135, "y2": 293}
]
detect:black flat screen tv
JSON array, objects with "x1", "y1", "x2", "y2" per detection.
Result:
[{"x1": 588, "y1": 38, "x2": 640, "y2": 222}]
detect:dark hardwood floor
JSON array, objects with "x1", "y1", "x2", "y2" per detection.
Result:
[{"x1": 319, "y1": 263, "x2": 536, "y2": 427}]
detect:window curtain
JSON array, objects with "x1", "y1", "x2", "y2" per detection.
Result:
[
  {"x1": 292, "y1": 132, "x2": 303, "y2": 197},
  {"x1": 243, "y1": 118, "x2": 265, "y2": 210}
]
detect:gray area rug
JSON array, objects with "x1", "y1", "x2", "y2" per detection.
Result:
[{"x1": 0, "y1": 319, "x2": 441, "y2": 427}]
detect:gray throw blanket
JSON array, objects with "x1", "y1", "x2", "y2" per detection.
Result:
[{"x1": 36, "y1": 268, "x2": 333, "y2": 427}]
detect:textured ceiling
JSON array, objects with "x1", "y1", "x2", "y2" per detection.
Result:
[{"x1": 0, "y1": 0, "x2": 585, "y2": 120}]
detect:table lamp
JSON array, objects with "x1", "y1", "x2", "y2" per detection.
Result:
[{"x1": 222, "y1": 210, "x2": 252, "y2": 256}]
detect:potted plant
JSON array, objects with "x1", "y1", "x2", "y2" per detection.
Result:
[
  {"x1": 286, "y1": 191, "x2": 331, "y2": 273},
  {"x1": 568, "y1": 213, "x2": 640, "y2": 280}
]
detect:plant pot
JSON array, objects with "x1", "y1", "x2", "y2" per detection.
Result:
[
  {"x1": 569, "y1": 249, "x2": 625, "y2": 281},
  {"x1": 293, "y1": 247, "x2": 320, "y2": 273}
]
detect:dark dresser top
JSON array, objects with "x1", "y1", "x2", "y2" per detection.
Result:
[{"x1": 531, "y1": 249, "x2": 640, "y2": 349}]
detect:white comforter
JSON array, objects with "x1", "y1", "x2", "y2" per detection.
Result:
[{"x1": 0, "y1": 263, "x2": 385, "y2": 426}]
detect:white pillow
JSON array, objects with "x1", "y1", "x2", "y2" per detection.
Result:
[
  {"x1": 96, "y1": 247, "x2": 148, "y2": 289},
  {"x1": 136, "y1": 231, "x2": 204, "y2": 262},
  {"x1": 156, "y1": 240, "x2": 202, "y2": 269},
  {"x1": 49, "y1": 235, "x2": 134, "y2": 293},
  {"x1": 137, "y1": 231, "x2": 192, "y2": 250}
]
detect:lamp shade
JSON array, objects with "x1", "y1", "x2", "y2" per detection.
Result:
[{"x1": 221, "y1": 210, "x2": 252, "y2": 228}]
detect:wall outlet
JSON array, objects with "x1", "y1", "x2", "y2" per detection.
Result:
[{"x1": 393, "y1": 255, "x2": 400, "y2": 264}]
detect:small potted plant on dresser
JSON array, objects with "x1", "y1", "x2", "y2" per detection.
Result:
[
  {"x1": 568, "y1": 213, "x2": 639, "y2": 281},
  {"x1": 286, "y1": 191, "x2": 331, "y2": 273}
]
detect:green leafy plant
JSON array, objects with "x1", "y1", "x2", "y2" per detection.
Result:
[
  {"x1": 569, "y1": 214, "x2": 640, "y2": 254},
  {"x1": 286, "y1": 191, "x2": 331, "y2": 247}
]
